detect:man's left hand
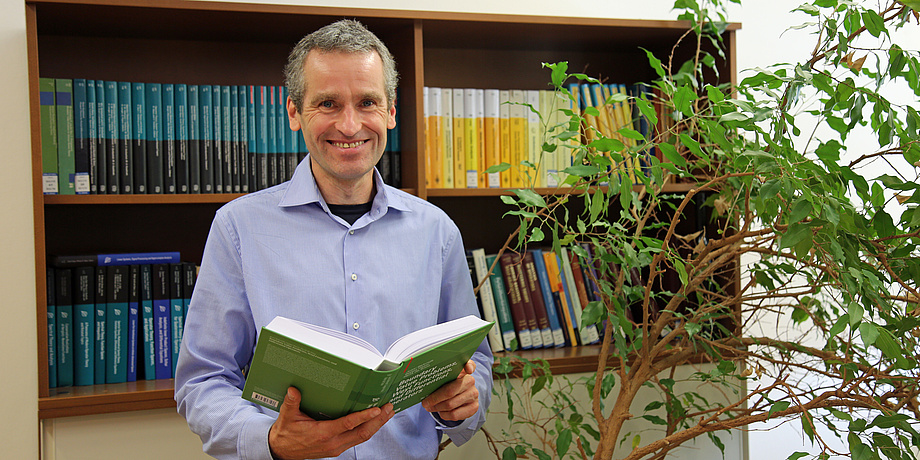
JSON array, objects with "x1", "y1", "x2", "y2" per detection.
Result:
[{"x1": 421, "y1": 360, "x2": 479, "y2": 421}]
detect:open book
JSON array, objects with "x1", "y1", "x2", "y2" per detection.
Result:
[{"x1": 242, "y1": 315, "x2": 493, "y2": 420}]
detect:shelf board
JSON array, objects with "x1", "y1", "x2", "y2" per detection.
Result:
[
  {"x1": 44, "y1": 194, "x2": 246, "y2": 205},
  {"x1": 426, "y1": 182, "x2": 702, "y2": 198}
]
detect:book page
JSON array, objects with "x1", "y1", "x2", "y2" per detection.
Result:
[
  {"x1": 383, "y1": 315, "x2": 489, "y2": 363},
  {"x1": 266, "y1": 317, "x2": 383, "y2": 369}
]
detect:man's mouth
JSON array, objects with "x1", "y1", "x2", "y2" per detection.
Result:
[{"x1": 329, "y1": 140, "x2": 367, "y2": 149}]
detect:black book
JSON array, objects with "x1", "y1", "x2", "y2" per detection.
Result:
[
  {"x1": 132, "y1": 82, "x2": 147, "y2": 194},
  {"x1": 212, "y1": 84, "x2": 224, "y2": 193},
  {"x1": 238, "y1": 85, "x2": 250, "y2": 193},
  {"x1": 117, "y1": 82, "x2": 134, "y2": 194},
  {"x1": 221, "y1": 85, "x2": 234, "y2": 193},
  {"x1": 176, "y1": 84, "x2": 190, "y2": 194},
  {"x1": 104, "y1": 81, "x2": 120, "y2": 194},
  {"x1": 145, "y1": 83, "x2": 165, "y2": 194},
  {"x1": 93, "y1": 80, "x2": 107, "y2": 194},
  {"x1": 188, "y1": 85, "x2": 201, "y2": 193},
  {"x1": 163, "y1": 84, "x2": 177, "y2": 194},
  {"x1": 200, "y1": 85, "x2": 214, "y2": 194}
]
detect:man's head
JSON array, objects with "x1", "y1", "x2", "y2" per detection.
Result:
[{"x1": 285, "y1": 19, "x2": 398, "y2": 113}]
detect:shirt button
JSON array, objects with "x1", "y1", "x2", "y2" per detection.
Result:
[
  {"x1": 351, "y1": 273, "x2": 357, "y2": 281},
  {"x1": 349, "y1": 230, "x2": 355, "y2": 235},
  {"x1": 353, "y1": 322, "x2": 360, "y2": 330}
]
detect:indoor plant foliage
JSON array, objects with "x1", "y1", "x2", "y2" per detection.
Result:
[{"x1": 487, "y1": 0, "x2": 920, "y2": 459}]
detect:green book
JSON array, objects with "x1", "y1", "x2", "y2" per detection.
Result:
[
  {"x1": 55, "y1": 78, "x2": 76, "y2": 195},
  {"x1": 242, "y1": 315, "x2": 492, "y2": 420},
  {"x1": 39, "y1": 78, "x2": 58, "y2": 194}
]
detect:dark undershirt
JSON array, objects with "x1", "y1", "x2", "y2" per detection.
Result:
[{"x1": 327, "y1": 202, "x2": 373, "y2": 226}]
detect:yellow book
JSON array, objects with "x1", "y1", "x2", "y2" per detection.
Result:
[
  {"x1": 427, "y1": 87, "x2": 443, "y2": 189},
  {"x1": 423, "y1": 87, "x2": 431, "y2": 187},
  {"x1": 540, "y1": 90, "x2": 558, "y2": 188},
  {"x1": 451, "y1": 88, "x2": 466, "y2": 188},
  {"x1": 616, "y1": 84, "x2": 639, "y2": 184},
  {"x1": 441, "y1": 89, "x2": 454, "y2": 188},
  {"x1": 463, "y1": 88, "x2": 478, "y2": 188},
  {"x1": 475, "y1": 89, "x2": 487, "y2": 188},
  {"x1": 499, "y1": 90, "x2": 512, "y2": 188},
  {"x1": 483, "y1": 89, "x2": 501, "y2": 188},
  {"x1": 526, "y1": 90, "x2": 543, "y2": 188},
  {"x1": 543, "y1": 251, "x2": 578, "y2": 346},
  {"x1": 509, "y1": 89, "x2": 527, "y2": 188}
]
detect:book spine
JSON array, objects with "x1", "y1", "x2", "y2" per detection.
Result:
[
  {"x1": 485, "y1": 255, "x2": 518, "y2": 351},
  {"x1": 544, "y1": 251, "x2": 579, "y2": 346},
  {"x1": 567, "y1": 249, "x2": 600, "y2": 344},
  {"x1": 55, "y1": 268, "x2": 74, "y2": 386},
  {"x1": 94, "y1": 266, "x2": 106, "y2": 384},
  {"x1": 117, "y1": 82, "x2": 134, "y2": 194},
  {"x1": 163, "y1": 84, "x2": 176, "y2": 193},
  {"x1": 509, "y1": 89, "x2": 526, "y2": 187},
  {"x1": 238, "y1": 85, "x2": 250, "y2": 193},
  {"x1": 56, "y1": 78, "x2": 76, "y2": 195},
  {"x1": 212, "y1": 85, "x2": 223, "y2": 193},
  {"x1": 104, "y1": 81, "x2": 119, "y2": 194},
  {"x1": 275, "y1": 86, "x2": 287, "y2": 183},
  {"x1": 521, "y1": 251, "x2": 555, "y2": 347},
  {"x1": 221, "y1": 85, "x2": 233, "y2": 193},
  {"x1": 40, "y1": 78, "x2": 59, "y2": 195},
  {"x1": 183, "y1": 262, "x2": 196, "y2": 318},
  {"x1": 145, "y1": 83, "x2": 164, "y2": 194},
  {"x1": 94, "y1": 80, "x2": 107, "y2": 194},
  {"x1": 267, "y1": 86, "x2": 277, "y2": 187},
  {"x1": 483, "y1": 89, "x2": 501, "y2": 188},
  {"x1": 105, "y1": 265, "x2": 129, "y2": 383},
  {"x1": 176, "y1": 83, "x2": 189, "y2": 194},
  {"x1": 498, "y1": 253, "x2": 533, "y2": 349},
  {"x1": 132, "y1": 82, "x2": 147, "y2": 194},
  {"x1": 97, "y1": 251, "x2": 181, "y2": 266},
  {"x1": 247, "y1": 85, "x2": 258, "y2": 192},
  {"x1": 200, "y1": 85, "x2": 213, "y2": 193},
  {"x1": 73, "y1": 266, "x2": 95, "y2": 386},
  {"x1": 526, "y1": 90, "x2": 543, "y2": 188},
  {"x1": 127, "y1": 265, "x2": 140, "y2": 382},
  {"x1": 229, "y1": 85, "x2": 240, "y2": 192},
  {"x1": 528, "y1": 250, "x2": 567, "y2": 347},
  {"x1": 256, "y1": 86, "x2": 269, "y2": 191},
  {"x1": 152, "y1": 264, "x2": 172, "y2": 379},
  {"x1": 470, "y1": 249, "x2": 504, "y2": 353},
  {"x1": 139, "y1": 264, "x2": 156, "y2": 380},
  {"x1": 86, "y1": 80, "x2": 99, "y2": 194},
  {"x1": 512, "y1": 255, "x2": 544, "y2": 348},
  {"x1": 441, "y1": 88, "x2": 453, "y2": 188},
  {"x1": 170, "y1": 263, "x2": 185, "y2": 378},
  {"x1": 46, "y1": 268, "x2": 57, "y2": 387},
  {"x1": 451, "y1": 88, "x2": 466, "y2": 189},
  {"x1": 72, "y1": 79, "x2": 90, "y2": 194},
  {"x1": 187, "y1": 85, "x2": 201, "y2": 193}
]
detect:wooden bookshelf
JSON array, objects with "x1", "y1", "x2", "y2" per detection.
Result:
[{"x1": 27, "y1": 0, "x2": 738, "y2": 419}]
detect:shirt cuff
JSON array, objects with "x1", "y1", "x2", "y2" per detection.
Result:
[
  {"x1": 238, "y1": 413, "x2": 276, "y2": 460},
  {"x1": 430, "y1": 411, "x2": 478, "y2": 445}
]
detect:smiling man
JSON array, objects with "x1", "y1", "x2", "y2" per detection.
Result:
[{"x1": 175, "y1": 20, "x2": 492, "y2": 460}]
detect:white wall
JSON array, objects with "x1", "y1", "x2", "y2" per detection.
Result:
[{"x1": 1, "y1": 0, "x2": 870, "y2": 458}]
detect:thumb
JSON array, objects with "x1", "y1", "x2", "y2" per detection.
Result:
[{"x1": 278, "y1": 387, "x2": 310, "y2": 422}]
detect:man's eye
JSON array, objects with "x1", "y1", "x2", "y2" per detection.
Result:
[
  {"x1": 320, "y1": 101, "x2": 334, "y2": 108},
  {"x1": 361, "y1": 100, "x2": 376, "y2": 108}
]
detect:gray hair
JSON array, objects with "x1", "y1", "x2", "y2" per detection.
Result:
[{"x1": 285, "y1": 19, "x2": 398, "y2": 112}]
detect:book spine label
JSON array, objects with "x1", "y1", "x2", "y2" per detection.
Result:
[
  {"x1": 140, "y1": 265, "x2": 156, "y2": 380},
  {"x1": 170, "y1": 263, "x2": 185, "y2": 378},
  {"x1": 132, "y1": 82, "x2": 147, "y2": 194},
  {"x1": 105, "y1": 265, "x2": 129, "y2": 383},
  {"x1": 117, "y1": 82, "x2": 134, "y2": 194}
]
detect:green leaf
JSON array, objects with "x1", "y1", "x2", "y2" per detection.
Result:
[
  {"x1": 769, "y1": 401, "x2": 791, "y2": 417},
  {"x1": 685, "y1": 322, "x2": 702, "y2": 337},
  {"x1": 502, "y1": 446, "x2": 517, "y2": 460},
  {"x1": 848, "y1": 302, "x2": 865, "y2": 328},
  {"x1": 779, "y1": 223, "x2": 811, "y2": 249},
  {"x1": 531, "y1": 374, "x2": 547, "y2": 395},
  {"x1": 529, "y1": 227, "x2": 545, "y2": 243},
  {"x1": 557, "y1": 429, "x2": 572, "y2": 458},
  {"x1": 875, "y1": 328, "x2": 902, "y2": 360},
  {"x1": 679, "y1": 133, "x2": 704, "y2": 158},
  {"x1": 533, "y1": 448, "x2": 552, "y2": 460},
  {"x1": 859, "y1": 322, "x2": 880, "y2": 346},
  {"x1": 659, "y1": 143, "x2": 688, "y2": 168},
  {"x1": 513, "y1": 189, "x2": 547, "y2": 208},
  {"x1": 788, "y1": 198, "x2": 812, "y2": 224},
  {"x1": 787, "y1": 453, "x2": 809, "y2": 460},
  {"x1": 485, "y1": 162, "x2": 511, "y2": 174},
  {"x1": 635, "y1": 98, "x2": 658, "y2": 129},
  {"x1": 643, "y1": 48, "x2": 666, "y2": 79},
  {"x1": 563, "y1": 164, "x2": 603, "y2": 177},
  {"x1": 589, "y1": 137, "x2": 626, "y2": 152}
]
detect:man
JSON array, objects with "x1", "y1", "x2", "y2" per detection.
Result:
[{"x1": 175, "y1": 20, "x2": 492, "y2": 460}]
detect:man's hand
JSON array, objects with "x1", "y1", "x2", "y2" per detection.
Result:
[
  {"x1": 421, "y1": 360, "x2": 479, "y2": 421},
  {"x1": 268, "y1": 387, "x2": 394, "y2": 460}
]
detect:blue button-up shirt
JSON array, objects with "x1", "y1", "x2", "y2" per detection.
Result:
[{"x1": 175, "y1": 157, "x2": 492, "y2": 460}]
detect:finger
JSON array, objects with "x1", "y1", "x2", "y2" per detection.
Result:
[
  {"x1": 456, "y1": 360, "x2": 477, "y2": 379},
  {"x1": 278, "y1": 387, "x2": 313, "y2": 424},
  {"x1": 423, "y1": 374, "x2": 476, "y2": 412},
  {"x1": 435, "y1": 399, "x2": 479, "y2": 422},
  {"x1": 328, "y1": 404, "x2": 394, "y2": 451}
]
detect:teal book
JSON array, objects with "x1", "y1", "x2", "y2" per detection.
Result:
[
  {"x1": 255, "y1": 85, "x2": 269, "y2": 191},
  {"x1": 117, "y1": 81, "x2": 133, "y2": 194},
  {"x1": 163, "y1": 84, "x2": 176, "y2": 194},
  {"x1": 152, "y1": 264, "x2": 172, "y2": 379},
  {"x1": 46, "y1": 268, "x2": 57, "y2": 387},
  {"x1": 182, "y1": 262, "x2": 196, "y2": 318},
  {"x1": 276, "y1": 86, "x2": 288, "y2": 183},
  {"x1": 131, "y1": 82, "x2": 146, "y2": 194},
  {"x1": 94, "y1": 80, "x2": 108, "y2": 194},
  {"x1": 94, "y1": 266, "x2": 106, "y2": 384},
  {"x1": 485, "y1": 254, "x2": 518, "y2": 351},
  {"x1": 221, "y1": 85, "x2": 233, "y2": 193},
  {"x1": 39, "y1": 78, "x2": 58, "y2": 195},
  {"x1": 55, "y1": 268, "x2": 74, "y2": 387},
  {"x1": 247, "y1": 85, "x2": 257, "y2": 191},
  {"x1": 169, "y1": 263, "x2": 185, "y2": 378},
  {"x1": 73, "y1": 266, "x2": 96, "y2": 386},
  {"x1": 105, "y1": 265, "x2": 129, "y2": 383},
  {"x1": 238, "y1": 85, "x2": 250, "y2": 193},
  {"x1": 212, "y1": 84, "x2": 223, "y2": 193},
  {"x1": 104, "y1": 81, "x2": 119, "y2": 194},
  {"x1": 242, "y1": 315, "x2": 492, "y2": 420},
  {"x1": 86, "y1": 79, "x2": 99, "y2": 193},
  {"x1": 187, "y1": 85, "x2": 201, "y2": 193},
  {"x1": 199, "y1": 85, "x2": 214, "y2": 193},
  {"x1": 72, "y1": 79, "x2": 90, "y2": 194},
  {"x1": 176, "y1": 84, "x2": 189, "y2": 193},
  {"x1": 267, "y1": 85, "x2": 277, "y2": 186},
  {"x1": 145, "y1": 83, "x2": 164, "y2": 194},
  {"x1": 229, "y1": 85, "x2": 240, "y2": 193},
  {"x1": 139, "y1": 264, "x2": 156, "y2": 380},
  {"x1": 127, "y1": 265, "x2": 140, "y2": 382},
  {"x1": 55, "y1": 78, "x2": 76, "y2": 195}
]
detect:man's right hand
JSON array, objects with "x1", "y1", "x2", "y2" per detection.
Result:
[{"x1": 268, "y1": 387, "x2": 394, "y2": 460}]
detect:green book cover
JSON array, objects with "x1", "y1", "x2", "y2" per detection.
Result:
[
  {"x1": 39, "y1": 78, "x2": 59, "y2": 194},
  {"x1": 242, "y1": 315, "x2": 492, "y2": 420},
  {"x1": 55, "y1": 78, "x2": 76, "y2": 195}
]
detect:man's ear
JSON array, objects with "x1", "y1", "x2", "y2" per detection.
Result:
[
  {"x1": 387, "y1": 102, "x2": 397, "y2": 130},
  {"x1": 287, "y1": 96, "x2": 301, "y2": 131}
]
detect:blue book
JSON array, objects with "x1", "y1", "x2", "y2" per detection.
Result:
[
  {"x1": 212, "y1": 84, "x2": 223, "y2": 193},
  {"x1": 50, "y1": 251, "x2": 181, "y2": 267},
  {"x1": 267, "y1": 86, "x2": 277, "y2": 186},
  {"x1": 73, "y1": 266, "x2": 95, "y2": 386},
  {"x1": 556, "y1": 252, "x2": 581, "y2": 346},
  {"x1": 94, "y1": 266, "x2": 106, "y2": 384},
  {"x1": 72, "y1": 79, "x2": 90, "y2": 194},
  {"x1": 255, "y1": 85, "x2": 269, "y2": 191},
  {"x1": 199, "y1": 85, "x2": 214, "y2": 193},
  {"x1": 145, "y1": 83, "x2": 164, "y2": 194},
  {"x1": 46, "y1": 268, "x2": 57, "y2": 388},
  {"x1": 126, "y1": 265, "x2": 140, "y2": 382},
  {"x1": 86, "y1": 80, "x2": 99, "y2": 194},
  {"x1": 176, "y1": 84, "x2": 189, "y2": 193},
  {"x1": 163, "y1": 84, "x2": 177, "y2": 194},
  {"x1": 94, "y1": 80, "x2": 108, "y2": 194},
  {"x1": 117, "y1": 82, "x2": 134, "y2": 194},
  {"x1": 238, "y1": 85, "x2": 250, "y2": 193},
  {"x1": 56, "y1": 79, "x2": 76, "y2": 195},
  {"x1": 139, "y1": 265, "x2": 156, "y2": 380},
  {"x1": 276, "y1": 86, "x2": 288, "y2": 183},
  {"x1": 221, "y1": 85, "x2": 233, "y2": 193},
  {"x1": 152, "y1": 264, "x2": 172, "y2": 379},
  {"x1": 530, "y1": 249, "x2": 567, "y2": 347},
  {"x1": 170, "y1": 263, "x2": 185, "y2": 377},
  {"x1": 105, "y1": 265, "x2": 129, "y2": 383},
  {"x1": 229, "y1": 85, "x2": 240, "y2": 193},
  {"x1": 104, "y1": 81, "x2": 119, "y2": 194},
  {"x1": 132, "y1": 82, "x2": 147, "y2": 194},
  {"x1": 188, "y1": 85, "x2": 201, "y2": 194},
  {"x1": 55, "y1": 268, "x2": 74, "y2": 387}
]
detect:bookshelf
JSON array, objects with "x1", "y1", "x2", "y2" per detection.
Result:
[{"x1": 27, "y1": 0, "x2": 738, "y2": 419}]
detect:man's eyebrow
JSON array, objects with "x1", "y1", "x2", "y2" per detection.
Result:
[{"x1": 308, "y1": 91, "x2": 339, "y2": 105}]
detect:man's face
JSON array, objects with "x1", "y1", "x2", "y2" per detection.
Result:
[{"x1": 287, "y1": 50, "x2": 396, "y2": 194}]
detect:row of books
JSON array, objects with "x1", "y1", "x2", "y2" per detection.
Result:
[
  {"x1": 423, "y1": 83, "x2": 659, "y2": 191},
  {"x1": 45, "y1": 252, "x2": 195, "y2": 388},
  {"x1": 38, "y1": 78, "x2": 403, "y2": 197},
  {"x1": 467, "y1": 246, "x2": 602, "y2": 353}
]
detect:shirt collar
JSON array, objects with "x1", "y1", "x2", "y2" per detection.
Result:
[{"x1": 277, "y1": 154, "x2": 413, "y2": 216}]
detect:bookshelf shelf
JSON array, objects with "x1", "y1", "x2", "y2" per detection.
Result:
[{"x1": 27, "y1": 0, "x2": 736, "y2": 421}]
